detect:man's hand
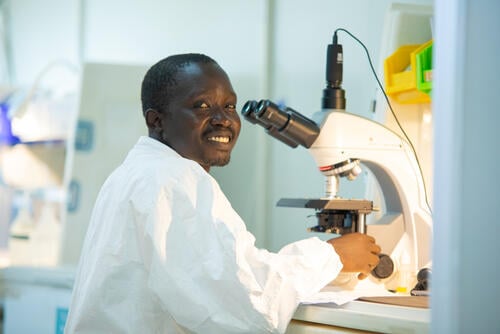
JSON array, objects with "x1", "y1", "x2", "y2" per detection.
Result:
[{"x1": 327, "y1": 233, "x2": 381, "y2": 280}]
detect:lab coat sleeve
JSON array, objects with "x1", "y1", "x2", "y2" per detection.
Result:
[{"x1": 143, "y1": 169, "x2": 342, "y2": 334}]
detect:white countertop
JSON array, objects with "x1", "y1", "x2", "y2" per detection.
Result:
[{"x1": 293, "y1": 300, "x2": 430, "y2": 333}]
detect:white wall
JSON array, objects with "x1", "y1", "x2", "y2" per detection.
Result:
[
  {"x1": 6, "y1": 0, "x2": 432, "y2": 253},
  {"x1": 8, "y1": 0, "x2": 80, "y2": 85}
]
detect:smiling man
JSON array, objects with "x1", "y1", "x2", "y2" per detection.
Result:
[
  {"x1": 65, "y1": 54, "x2": 380, "y2": 334},
  {"x1": 143, "y1": 54, "x2": 240, "y2": 171}
]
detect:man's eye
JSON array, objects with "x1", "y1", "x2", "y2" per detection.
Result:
[
  {"x1": 226, "y1": 104, "x2": 236, "y2": 110},
  {"x1": 194, "y1": 101, "x2": 210, "y2": 109}
]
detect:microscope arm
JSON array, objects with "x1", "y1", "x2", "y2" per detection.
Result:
[{"x1": 309, "y1": 110, "x2": 432, "y2": 272}]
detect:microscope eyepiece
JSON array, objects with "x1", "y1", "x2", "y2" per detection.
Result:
[
  {"x1": 241, "y1": 99, "x2": 320, "y2": 149},
  {"x1": 255, "y1": 100, "x2": 290, "y2": 130},
  {"x1": 241, "y1": 100, "x2": 260, "y2": 124},
  {"x1": 241, "y1": 100, "x2": 298, "y2": 148}
]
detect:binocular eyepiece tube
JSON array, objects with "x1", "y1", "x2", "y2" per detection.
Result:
[{"x1": 241, "y1": 100, "x2": 320, "y2": 148}]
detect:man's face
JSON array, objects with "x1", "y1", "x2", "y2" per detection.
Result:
[{"x1": 157, "y1": 62, "x2": 241, "y2": 171}]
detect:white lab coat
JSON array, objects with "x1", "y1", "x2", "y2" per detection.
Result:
[{"x1": 65, "y1": 136, "x2": 342, "y2": 334}]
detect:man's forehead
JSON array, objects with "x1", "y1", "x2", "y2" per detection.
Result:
[{"x1": 174, "y1": 63, "x2": 234, "y2": 94}]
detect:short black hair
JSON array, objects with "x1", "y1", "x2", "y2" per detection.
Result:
[{"x1": 141, "y1": 53, "x2": 218, "y2": 114}]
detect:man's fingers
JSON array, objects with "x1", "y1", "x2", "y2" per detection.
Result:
[
  {"x1": 369, "y1": 253, "x2": 380, "y2": 267},
  {"x1": 371, "y1": 244, "x2": 382, "y2": 255},
  {"x1": 357, "y1": 255, "x2": 380, "y2": 280},
  {"x1": 358, "y1": 273, "x2": 369, "y2": 280},
  {"x1": 365, "y1": 235, "x2": 376, "y2": 243}
]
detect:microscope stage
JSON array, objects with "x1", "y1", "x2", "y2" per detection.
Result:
[{"x1": 277, "y1": 198, "x2": 373, "y2": 214}]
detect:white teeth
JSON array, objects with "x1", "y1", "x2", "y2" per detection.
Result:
[{"x1": 208, "y1": 136, "x2": 230, "y2": 143}]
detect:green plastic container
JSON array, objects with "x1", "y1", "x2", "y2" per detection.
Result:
[{"x1": 415, "y1": 40, "x2": 433, "y2": 96}]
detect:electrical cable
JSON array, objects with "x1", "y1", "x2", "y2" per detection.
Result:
[{"x1": 334, "y1": 28, "x2": 433, "y2": 215}]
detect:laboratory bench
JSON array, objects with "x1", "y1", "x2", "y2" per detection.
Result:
[
  {"x1": 287, "y1": 297, "x2": 429, "y2": 333},
  {"x1": 0, "y1": 266, "x2": 429, "y2": 334}
]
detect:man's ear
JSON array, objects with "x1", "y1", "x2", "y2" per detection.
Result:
[{"x1": 145, "y1": 108, "x2": 162, "y2": 131}]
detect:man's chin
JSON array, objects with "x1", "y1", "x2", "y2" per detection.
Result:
[{"x1": 205, "y1": 155, "x2": 231, "y2": 167}]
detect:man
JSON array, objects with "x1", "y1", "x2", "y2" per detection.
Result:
[{"x1": 65, "y1": 53, "x2": 380, "y2": 334}]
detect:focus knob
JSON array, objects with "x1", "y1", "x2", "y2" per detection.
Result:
[{"x1": 371, "y1": 253, "x2": 394, "y2": 279}]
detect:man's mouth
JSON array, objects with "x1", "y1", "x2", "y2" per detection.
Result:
[{"x1": 207, "y1": 135, "x2": 231, "y2": 144}]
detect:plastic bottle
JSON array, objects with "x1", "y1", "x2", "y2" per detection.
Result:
[
  {"x1": 396, "y1": 251, "x2": 413, "y2": 294},
  {"x1": 29, "y1": 203, "x2": 61, "y2": 266},
  {"x1": 8, "y1": 207, "x2": 35, "y2": 265}
]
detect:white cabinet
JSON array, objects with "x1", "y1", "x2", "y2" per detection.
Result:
[{"x1": 1, "y1": 266, "x2": 75, "y2": 334}]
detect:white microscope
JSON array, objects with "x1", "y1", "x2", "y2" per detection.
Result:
[{"x1": 242, "y1": 33, "x2": 432, "y2": 293}]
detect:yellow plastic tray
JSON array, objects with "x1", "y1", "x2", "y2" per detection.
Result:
[{"x1": 384, "y1": 41, "x2": 432, "y2": 104}]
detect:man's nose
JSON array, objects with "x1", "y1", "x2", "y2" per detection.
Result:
[{"x1": 210, "y1": 108, "x2": 232, "y2": 127}]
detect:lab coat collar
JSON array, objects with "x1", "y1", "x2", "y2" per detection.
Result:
[
  {"x1": 136, "y1": 135, "x2": 182, "y2": 159},
  {"x1": 135, "y1": 136, "x2": 208, "y2": 175}
]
